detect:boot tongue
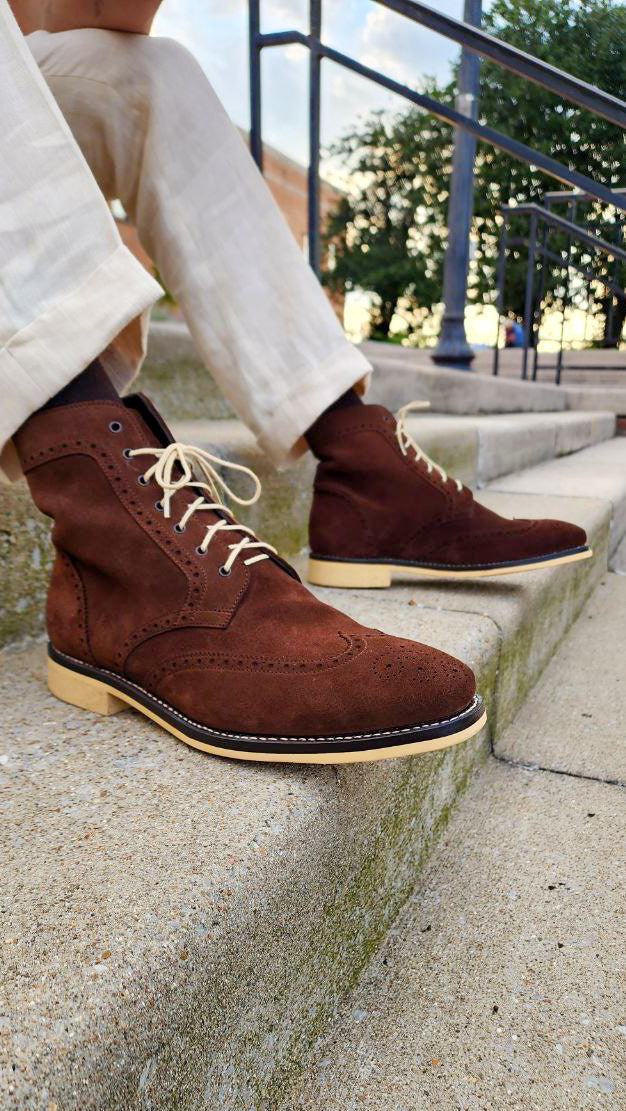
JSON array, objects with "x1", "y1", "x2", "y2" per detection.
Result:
[
  {"x1": 123, "y1": 393, "x2": 175, "y2": 448},
  {"x1": 122, "y1": 392, "x2": 298, "y2": 579}
]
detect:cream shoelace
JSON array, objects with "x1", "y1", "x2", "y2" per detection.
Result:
[
  {"x1": 128, "y1": 442, "x2": 276, "y2": 572},
  {"x1": 395, "y1": 401, "x2": 463, "y2": 492}
]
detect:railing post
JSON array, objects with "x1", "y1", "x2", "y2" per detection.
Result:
[
  {"x1": 532, "y1": 198, "x2": 551, "y2": 380},
  {"x1": 555, "y1": 199, "x2": 575, "y2": 385},
  {"x1": 249, "y1": 0, "x2": 263, "y2": 171},
  {"x1": 432, "y1": 0, "x2": 482, "y2": 369},
  {"x1": 521, "y1": 209, "x2": 538, "y2": 380},
  {"x1": 492, "y1": 215, "x2": 507, "y2": 376},
  {"x1": 308, "y1": 0, "x2": 322, "y2": 276}
]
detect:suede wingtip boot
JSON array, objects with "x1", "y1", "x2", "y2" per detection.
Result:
[
  {"x1": 306, "y1": 401, "x2": 591, "y2": 589},
  {"x1": 15, "y1": 393, "x2": 486, "y2": 764}
]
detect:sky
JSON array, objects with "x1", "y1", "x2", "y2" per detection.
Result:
[{"x1": 152, "y1": 0, "x2": 479, "y2": 167}]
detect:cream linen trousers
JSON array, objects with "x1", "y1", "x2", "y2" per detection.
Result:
[{"x1": 0, "y1": 1, "x2": 370, "y2": 480}]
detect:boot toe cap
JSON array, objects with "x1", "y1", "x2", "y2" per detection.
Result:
[
  {"x1": 527, "y1": 517, "x2": 588, "y2": 557},
  {"x1": 356, "y1": 633, "x2": 477, "y2": 732}
]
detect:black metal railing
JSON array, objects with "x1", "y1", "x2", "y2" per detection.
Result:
[
  {"x1": 493, "y1": 196, "x2": 626, "y2": 382},
  {"x1": 248, "y1": 0, "x2": 626, "y2": 281}
]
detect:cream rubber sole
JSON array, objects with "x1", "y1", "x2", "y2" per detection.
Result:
[
  {"x1": 47, "y1": 650, "x2": 486, "y2": 765},
  {"x1": 307, "y1": 546, "x2": 593, "y2": 589}
]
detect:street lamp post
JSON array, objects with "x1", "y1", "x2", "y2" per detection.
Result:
[{"x1": 431, "y1": 0, "x2": 482, "y2": 369}]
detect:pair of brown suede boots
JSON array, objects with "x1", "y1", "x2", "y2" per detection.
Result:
[{"x1": 15, "y1": 393, "x2": 590, "y2": 765}]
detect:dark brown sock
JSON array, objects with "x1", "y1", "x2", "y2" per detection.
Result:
[
  {"x1": 305, "y1": 388, "x2": 362, "y2": 450},
  {"x1": 41, "y1": 359, "x2": 119, "y2": 412}
]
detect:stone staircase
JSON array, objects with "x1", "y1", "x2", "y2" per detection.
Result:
[
  {"x1": 281, "y1": 574, "x2": 626, "y2": 1111},
  {"x1": 2, "y1": 328, "x2": 626, "y2": 1110}
]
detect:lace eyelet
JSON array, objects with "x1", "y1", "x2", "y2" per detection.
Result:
[
  {"x1": 155, "y1": 500, "x2": 163, "y2": 512},
  {"x1": 109, "y1": 421, "x2": 123, "y2": 433},
  {"x1": 138, "y1": 474, "x2": 149, "y2": 486},
  {"x1": 122, "y1": 448, "x2": 133, "y2": 459},
  {"x1": 174, "y1": 523, "x2": 186, "y2": 534},
  {"x1": 218, "y1": 565, "x2": 232, "y2": 577},
  {"x1": 195, "y1": 545, "x2": 207, "y2": 556}
]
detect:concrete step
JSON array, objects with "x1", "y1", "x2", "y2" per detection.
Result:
[
  {"x1": 138, "y1": 321, "x2": 235, "y2": 420},
  {"x1": 284, "y1": 758, "x2": 625, "y2": 1111},
  {"x1": 365, "y1": 340, "x2": 626, "y2": 416},
  {"x1": 0, "y1": 475, "x2": 618, "y2": 1108},
  {"x1": 141, "y1": 323, "x2": 626, "y2": 419},
  {"x1": 487, "y1": 437, "x2": 626, "y2": 556},
  {"x1": 496, "y1": 572, "x2": 626, "y2": 785},
  {"x1": 1, "y1": 610, "x2": 496, "y2": 1111},
  {"x1": 609, "y1": 531, "x2": 626, "y2": 574},
  {"x1": 0, "y1": 409, "x2": 615, "y2": 650},
  {"x1": 285, "y1": 568, "x2": 626, "y2": 1111},
  {"x1": 141, "y1": 324, "x2": 583, "y2": 420}
]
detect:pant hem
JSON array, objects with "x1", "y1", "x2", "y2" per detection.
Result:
[
  {"x1": 256, "y1": 344, "x2": 373, "y2": 468},
  {"x1": 0, "y1": 244, "x2": 161, "y2": 481}
]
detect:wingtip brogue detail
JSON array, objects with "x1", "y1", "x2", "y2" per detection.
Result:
[{"x1": 16, "y1": 394, "x2": 486, "y2": 762}]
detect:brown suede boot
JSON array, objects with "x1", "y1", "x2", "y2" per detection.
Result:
[
  {"x1": 14, "y1": 394, "x2": 485, "y2": 763},
  {"x1": 306, "y1": 402, "x2": 591, "y2": 589}
]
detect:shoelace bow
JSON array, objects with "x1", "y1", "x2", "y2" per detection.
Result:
[
  {"x1": 128, "y1": 442, "x2": 276, "y2": 573},
  {"x1": 395, "y1": 401, "x2": 463, "y2": 492}
]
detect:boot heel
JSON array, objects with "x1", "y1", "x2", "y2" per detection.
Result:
[
  {"x1": 307, "y1": 557, "x2": 392, "y2": 589},
  {"x1": 48, "y1": 656, "x2": 127, "y2": 716}
]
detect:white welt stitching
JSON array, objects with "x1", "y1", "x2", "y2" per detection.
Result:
[{"x1": 53, "y1": 647, "x2": 480, "y2": 745}]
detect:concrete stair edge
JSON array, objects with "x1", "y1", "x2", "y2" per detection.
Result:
[{"x1": 141, "y1": 322, "x2": 626, "y2": 419}]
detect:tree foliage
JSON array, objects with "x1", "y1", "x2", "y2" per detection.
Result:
[
  {"x1": 323, "y1": 102, "x2": 451, "y2": 339},
  {"x1": 324, "y1": 0, "x2": 626, "y2": 343}
]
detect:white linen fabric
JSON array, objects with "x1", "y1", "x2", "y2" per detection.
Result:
[{"x1": 0, "y1": 5, "x2": 370, "y2": 478}]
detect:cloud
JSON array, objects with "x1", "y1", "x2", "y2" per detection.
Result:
[
  {"x1": 151, "y1": 0, "x2": 473, "y2": 165},
  {"x1": 359, "y1": 3, "x2": 462, "y2": 90}
]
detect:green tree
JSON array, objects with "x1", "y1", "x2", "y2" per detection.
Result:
[
  {"x1": 325, "y1": 0, "x2": 626, "y2": 343},
  {"x1": 475, "y1": 0, "x2": 626, "y2": 338},
  {"x1": 323, "y1": 101, "x2": 451, "y2": 339}
]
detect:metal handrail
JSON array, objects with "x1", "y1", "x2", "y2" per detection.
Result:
[
  {"x1": 501, "y1": 204, "x2": 626, "y2": 264},
  {"x1": 493, "y1": 202, "x2": 626, "y2": 380},
  {"x1": 375, "y1": 0, "x2": 626, "y2": 128},
  {"x1": 249, "y1": 0, "x2": 626, "y2": 279}
]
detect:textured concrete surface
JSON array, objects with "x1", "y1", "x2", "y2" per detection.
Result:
[
  {"x1": 497, "y1": 574, "x2": 626, "y2": 784},
  {"x1": 388, "y1": 411, "x2": 614, "y2": 487},
  {"x1": 608, "y1": 531, "x2": 626, "y2": 574},
  {"x1": 0, "y1": 603, "x2": 496, "y2": 1111},
  {"x1": 141, "y1": 325, "x2": 570, "y2": 419},
  {"x1": 564, "y1": 384, "x2": 626, "y2": 413},
  {"x1": 489, "y1": 437, "x2": 626, "y2": 554},
  {"x1": 141, "y1": 323, "x2": 626, "y2": 418},
  {"x1": 137, "y1": 321, "x2": 235, "y2": 420},
  {"x1": 284, "y1": 761, "x2": 626, "y2": 1111},
  {"x1": 471, "y1": 412, "x2": 615, "y2": 483},
  {"x1": 364, "y1": 345, "x2": 569, "y2": 415},
  {"x1": 0, "y1": 481, "x2": 53, "y2": 648},
  {"x1": 310, "y1": 489, "x2": 610, "y2": 734}
]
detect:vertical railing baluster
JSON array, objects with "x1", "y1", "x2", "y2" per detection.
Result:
[
  {"x1": 493, "y1": 216, "x2": 508, "y2": 376},
  {"x1": 532, "y1": 199, "x2": 551, "y2": 380},
  {"x1": 555, "y1": 200, "x2": 575, "y2": 385},
  {"x1": 521, "y1": 210, "x2": 538, "y2": 380},
  {"x1": 249, "y1": 0, "x2": 263, "y2": 170},
  {"x1": 308, "y1": 0, "x2": 322, "y2": 275}
]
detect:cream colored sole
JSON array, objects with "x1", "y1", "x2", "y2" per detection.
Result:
[
  {"x1": 307, "y1": 548, "x2": 593, "y2": 589},
  {"x1": 47, "y1": 655, "x2": 486, "y2": 765}
]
